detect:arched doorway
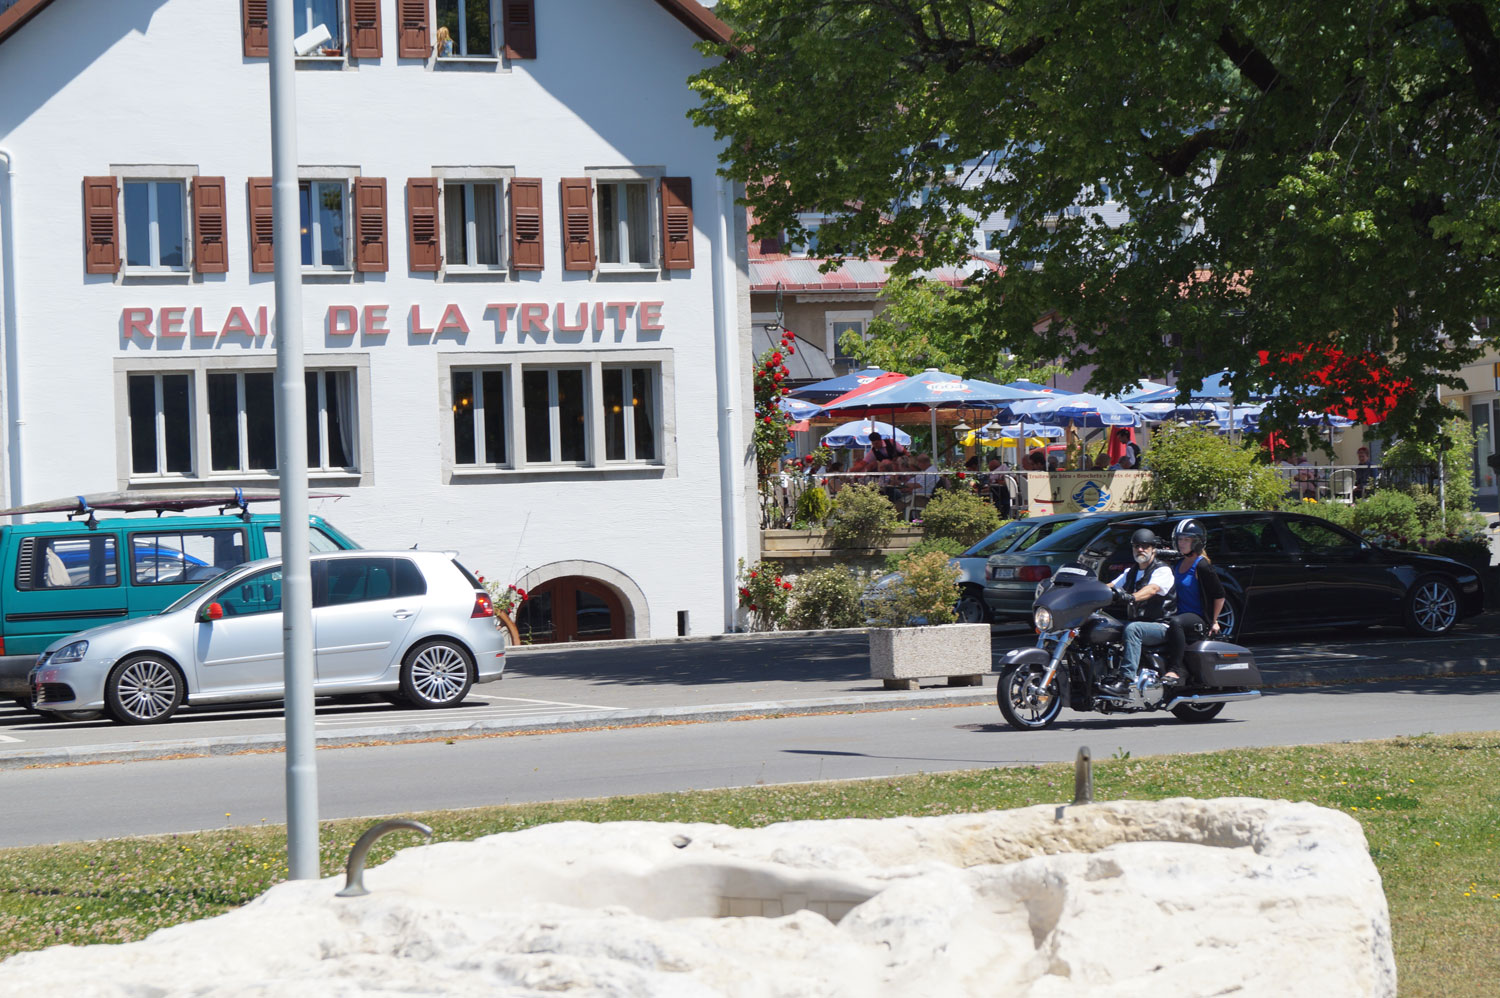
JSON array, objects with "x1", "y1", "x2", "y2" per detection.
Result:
[{"x1": 514, "y1": 576, "x2": 627, "y2": 644}]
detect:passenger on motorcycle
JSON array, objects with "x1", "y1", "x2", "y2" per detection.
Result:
[
  {"x1": 1103, "y1": 527, "x2": 1174, "y2": 695},
  {"x1": 1163, "y1": 519, "x2": 1226, "y2": 685}
]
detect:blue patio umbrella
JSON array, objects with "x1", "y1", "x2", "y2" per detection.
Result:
[
  {"x1": 819, "y1": 369, "x2": 1051, "y2": 456},
  {"x1": 1115, "y1": 380, "x2": 1174, "y2": 403},
  {"x1": 1002, "y1": 392, "x2": 1141, "y2": 428},
  {"x1": 1003, "y1": 380, "x2": 1072, "y2": 395},
  {"x1": 786, "y1": 368, "x2": 897, "y2": 404},
  {"x1": 820, "y1": 420, "x2": 911, "y2": 449},
  {"x1": 776, "y1": 396, "x2": 823, "y2": 420}
]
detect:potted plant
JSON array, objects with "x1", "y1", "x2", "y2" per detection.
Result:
[
  {"x1": 478, "y1": 575, "x2": 525, "y2": 646},
  {"x1": 866, "y1": 549, "x2": 990, "y2": 690}
]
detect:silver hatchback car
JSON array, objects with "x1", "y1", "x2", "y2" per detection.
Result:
[{"x1": 28, "y1": 550, "x2": 506, "y2": 724}]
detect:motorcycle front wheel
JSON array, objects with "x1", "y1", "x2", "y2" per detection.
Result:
[{"x1": 997, "y1": 662, "x2": 1063, "y2": 731}]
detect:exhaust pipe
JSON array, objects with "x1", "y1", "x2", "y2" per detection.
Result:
[{"x1": 1165, "y1": 690, "x2": 1262, "y2": 710}]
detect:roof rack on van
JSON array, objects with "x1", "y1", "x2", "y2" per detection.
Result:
[{"x1": 0, "y1": 489, "x2": 345, "y2": 527}]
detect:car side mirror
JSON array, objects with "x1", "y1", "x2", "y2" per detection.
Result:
[{"x1": 198, "y1": 602, "x2": 224, "y2": 623}]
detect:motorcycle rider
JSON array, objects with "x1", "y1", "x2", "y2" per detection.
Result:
[
  {"x1": 1163, "y1": 518, "x2": 1226, "y2": 685},
  {"x1": 1103, "y1": 527, "x2": 1175, "y2": 695}
]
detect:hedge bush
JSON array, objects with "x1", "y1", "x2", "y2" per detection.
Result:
[
  {"x1": 786, "y1": 566, "x2": 866, "y2": 630},
  {"x1": 1143, "y1": 423, "x2": 1287, "y2": 510},
  {"x1": 1350, "y1": 490, "x2": 1423, "y2": 544},
  {"x1": 736, "y1": 559, "x2": 792, "y2": 631},
  {"x1": 865, "y1": 549, "x2": 960, "y2": 628},
  {"x1": 883, "y1": 536, "x2": 965, "y2": 573},
  {"x1": 825, "y1": 484, "x2": 901, "y2": 549},
  {"x1": 920, "y1": 488, "x2": 1002, "y2": 546},
  {"x1": 794, "y1": 484, "x2": 833, "y2": 525}
]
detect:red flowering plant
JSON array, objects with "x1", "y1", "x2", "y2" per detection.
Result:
[
  {"x1": 753, "y1": 329, "x2": 798, "y2": 477},
  {"x1": 736, "y1": 558, "x2": 793, "y2": 631},
  {"x1": 477, "y1": 573, "x2": 528, "y2": 619}
]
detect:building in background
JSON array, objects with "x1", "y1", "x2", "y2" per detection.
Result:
[{"x1": 0, "y1": 0, "x2": 756, "y2": 642}]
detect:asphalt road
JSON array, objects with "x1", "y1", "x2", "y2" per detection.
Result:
[
  {"x1": 3, "y1": 616, "x2": 1498, "y2": 756},
  {"x1": 4, "y1": 674, "x2": 1499, "y2": 848}
]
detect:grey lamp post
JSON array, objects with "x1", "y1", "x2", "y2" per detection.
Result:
[{"x1": 268, "y1": 0, "x2": 319, "y2": 880}]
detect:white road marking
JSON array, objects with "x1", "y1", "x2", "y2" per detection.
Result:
[
  {"x1": 0, "y1": 734, "x2": 22, "y2": 743},
  {"x1": 466, "y1": 694, "x2": 618, "y2": 710}
]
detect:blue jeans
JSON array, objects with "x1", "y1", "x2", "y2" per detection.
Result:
[{"x1": 1121, "y1": 621, "x2": 1171, "y2": 678}]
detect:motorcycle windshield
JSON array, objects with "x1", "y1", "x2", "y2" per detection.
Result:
[{"x1": 1037, "y1": 574, "x2": 1115, "y2": 631}]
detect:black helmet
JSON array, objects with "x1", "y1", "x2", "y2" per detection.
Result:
[
  {"x1": 1173, "y1": 519, "x2": 1207, "y2": 553},
  {"x1": 1130, "y1": 528, "x2": 1157, "y2": 548}
]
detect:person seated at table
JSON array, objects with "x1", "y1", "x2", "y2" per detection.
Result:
[
  {"x1": 1353, "y1": 446, "x2": 1378, "y2": 499},
  {"x1": 1110, "y1": 452, "x2": 1135, "y2": 471},
  {"x1": 912, "y1": 453, "x2": 940, "y2": 496},
  {"x1": 1294, "y1": 455, "x2": 1317, "y2": 499}
]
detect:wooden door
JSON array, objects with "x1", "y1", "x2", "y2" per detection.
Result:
[{"x1": 514, "y1": 576, "x2": 626, "y2": 644}]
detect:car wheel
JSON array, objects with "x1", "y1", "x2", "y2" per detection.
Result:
[
  {"x1": 1171, "y1": 702, "x2": 1225, "y2": 722},
  {"x1": 104, "y1": 655, "x2": 185, "y2": 724},
  {"x1": 1404, "y1": 575, "x2": 1459, "y2": 636},
  {"x1": 1216, "y1": 597, "x2": 1242, "y2": 641},
  {"x1": 996, "y1": 662, "x2": 1062, "y2": 731},
  {"x1": 955, "y1": 586, "x2": 990, "y2": 625},
  {"x1": 399, "y1": 639, "x2": 474, "y2": 709}
]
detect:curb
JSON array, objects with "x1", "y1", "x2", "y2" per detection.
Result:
[
  {"x1": 3, "y1": 657, "x2": 1496, "y2": 771},
  {"x1": 503, "y1": 627, "x2": 872, "y2": 656}
]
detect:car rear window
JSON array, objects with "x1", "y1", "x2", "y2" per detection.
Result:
[
  {"x1": 1025, "y1": 516, "x2": 1120, "y2": 553},
  {"x1": 963, "y1": 520, "x2": 1031, "y2": 558},
  {"x1": 450, "y1": 559, "x2": 484, "y2": 590}
]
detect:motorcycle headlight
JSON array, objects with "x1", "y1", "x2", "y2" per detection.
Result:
[
  {"x1": 1033, "y1": 607, "x2": 1053, "y2": 631},
  {"x1": 51, "y1": 640, "x2": 89, "y2": 664}
]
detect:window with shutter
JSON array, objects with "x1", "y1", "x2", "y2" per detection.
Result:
[
  {"x1": 509, "y1": 177, "x2": 543, "y2": 271},
  {"x1": 407, "y1": 178, "x2": 441, "y2": 272},
  {"x1": 248, "y1": 177, "x2": 275, "y2": 274},
  {"x1": 347, "y1": 0, "x2": 382, "y2": 58},
  {"x1": 354, "y1": 178, "x2": 388, "y2": 273},
  {"x1": 561, "y1": 178, "x2": 595, "y2": 272},
  {"x1": 83, "y1": 176, "x2": 120, "y2": 275},
  {"x1": 398, "y1": 0, "x2": 431, "y2": 57},
  {"x1": 242, "y1": 0, "x2": 269, "y2": 57},
  {"x1": 502, "y1": 0, "x2": 535, "y2": 59},
  {"x1": 660, "y1": 177, "x2": 694, "y2": 271},
  {"x1": 193, "y1": 177, "x2": 229, "y2": 275}
]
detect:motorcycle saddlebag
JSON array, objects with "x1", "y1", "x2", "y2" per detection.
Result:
[{"x1": 1184, "y1": 640, "x2": 1262, "y2": 687}]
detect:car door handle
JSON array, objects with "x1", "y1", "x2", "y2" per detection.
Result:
[{"x1": 392, "y1": 609, "x2": 413, "y2": 619}]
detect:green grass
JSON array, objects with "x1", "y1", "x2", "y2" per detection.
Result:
[{"x1": 2, "y1": 732, "x2": 1498, "y2": 996}]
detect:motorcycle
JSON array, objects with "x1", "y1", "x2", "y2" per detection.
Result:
[{"x1": 995, "y1": 564, "x2": 1262, "y2": 730}]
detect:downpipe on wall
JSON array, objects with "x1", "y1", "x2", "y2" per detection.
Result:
[
  {"x1": 0, "y1": 149, "x2": 21, "y2": 511},
  {"x1": 711, "y1": 177, "x2": 744, "y2": 631}
]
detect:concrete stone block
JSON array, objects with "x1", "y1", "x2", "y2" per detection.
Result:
[{"x1": 869, "y1": 623, "x2": 990, "y2": 682}]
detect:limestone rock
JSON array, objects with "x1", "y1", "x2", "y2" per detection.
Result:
[{"x1": 0, "y1": 798, "x2": 1395, "y2": 997}]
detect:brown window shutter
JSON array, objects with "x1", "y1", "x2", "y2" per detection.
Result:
[
  {"x1": 397, "y1": 0, "x2": 430, "y2": 58},
  {"x1": 660, "y1": 177, "x2": 694, "y2": 271},
  {"x1": 502, "y1": 0, "x2": 536, "y2": 59},
  {"x1": 248, "y1": 177, "x2": 275, "y2": 274},
  {"x1": 347, "y1": 0, "x2": 382, "y2": 58},
  {"x1": 560, "y1": 178, "x2": 594, "y2": 272},
  {"x1": 242, "y1": 0, "x2": 269, "y2": 57},
  {"x1": 192, "y1": 177, "x2": 229, "y2": 274},
  {"x1": 406, "y1": 178, "x2": 441, "y2": 272},
  {"x1": 82, "y1": 176, "x2": 120, "y2": 275},
  {"x1": 509, "y1": 177, "x2": 543, "y2": 271},
  {"x1": 353, "y1": 178, "x2": 388, "y2": 272}
]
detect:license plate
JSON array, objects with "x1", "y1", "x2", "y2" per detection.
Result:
[{"x1": 990, "y1": 567, "x2": 1016, "y2": 580}]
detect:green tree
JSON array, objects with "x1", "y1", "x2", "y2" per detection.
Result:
[
  {"x1": 691, "y1": 1, "x2": 1500, "y2": 443},
  {"x1": 844, "y1": 275, "x2": 1059, "y2": 383}
]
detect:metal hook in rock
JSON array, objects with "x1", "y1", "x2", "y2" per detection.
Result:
[{"x1": 335, "y1": 819, "x2": 433, "y2": 898}]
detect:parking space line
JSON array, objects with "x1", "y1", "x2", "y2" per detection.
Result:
[{"x1": 465, "y1": 694, "x2": 618, "y2": 710}]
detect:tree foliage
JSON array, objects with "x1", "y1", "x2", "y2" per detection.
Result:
[
  {"x1": 691, "y1": 1, "x2": 1500, "y2": 442},
  {"x1": 844, "y1": 275, "x2": 1059, "y2": 382},
  {"x1": 1142, "y1": 423, "x2": 1287, "y2": 510}
]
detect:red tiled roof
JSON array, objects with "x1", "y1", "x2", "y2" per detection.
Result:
[{"x1": 0, "y1": 0, "x2": 731, "y2": 47}]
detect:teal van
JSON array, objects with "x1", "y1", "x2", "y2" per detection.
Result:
[{"x1": 0, "y1": 492, "x2": 357, "y2": 704}]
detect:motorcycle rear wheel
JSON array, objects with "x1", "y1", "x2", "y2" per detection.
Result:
[
  {"x1": 997, "y1": 662, "x2": 1063, "y2": 731},
  {"x1": 1170, "y1": 701, "x2": 1225, "y2": 722}
]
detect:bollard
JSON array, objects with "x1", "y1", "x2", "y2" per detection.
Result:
[{"x1": 1073, "y1": 746, "x2": 1093, "y2": 805}]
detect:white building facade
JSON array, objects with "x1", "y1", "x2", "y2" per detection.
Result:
[{"x1": 0, "y1": 0, "x2": 757, "y2": 641}]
